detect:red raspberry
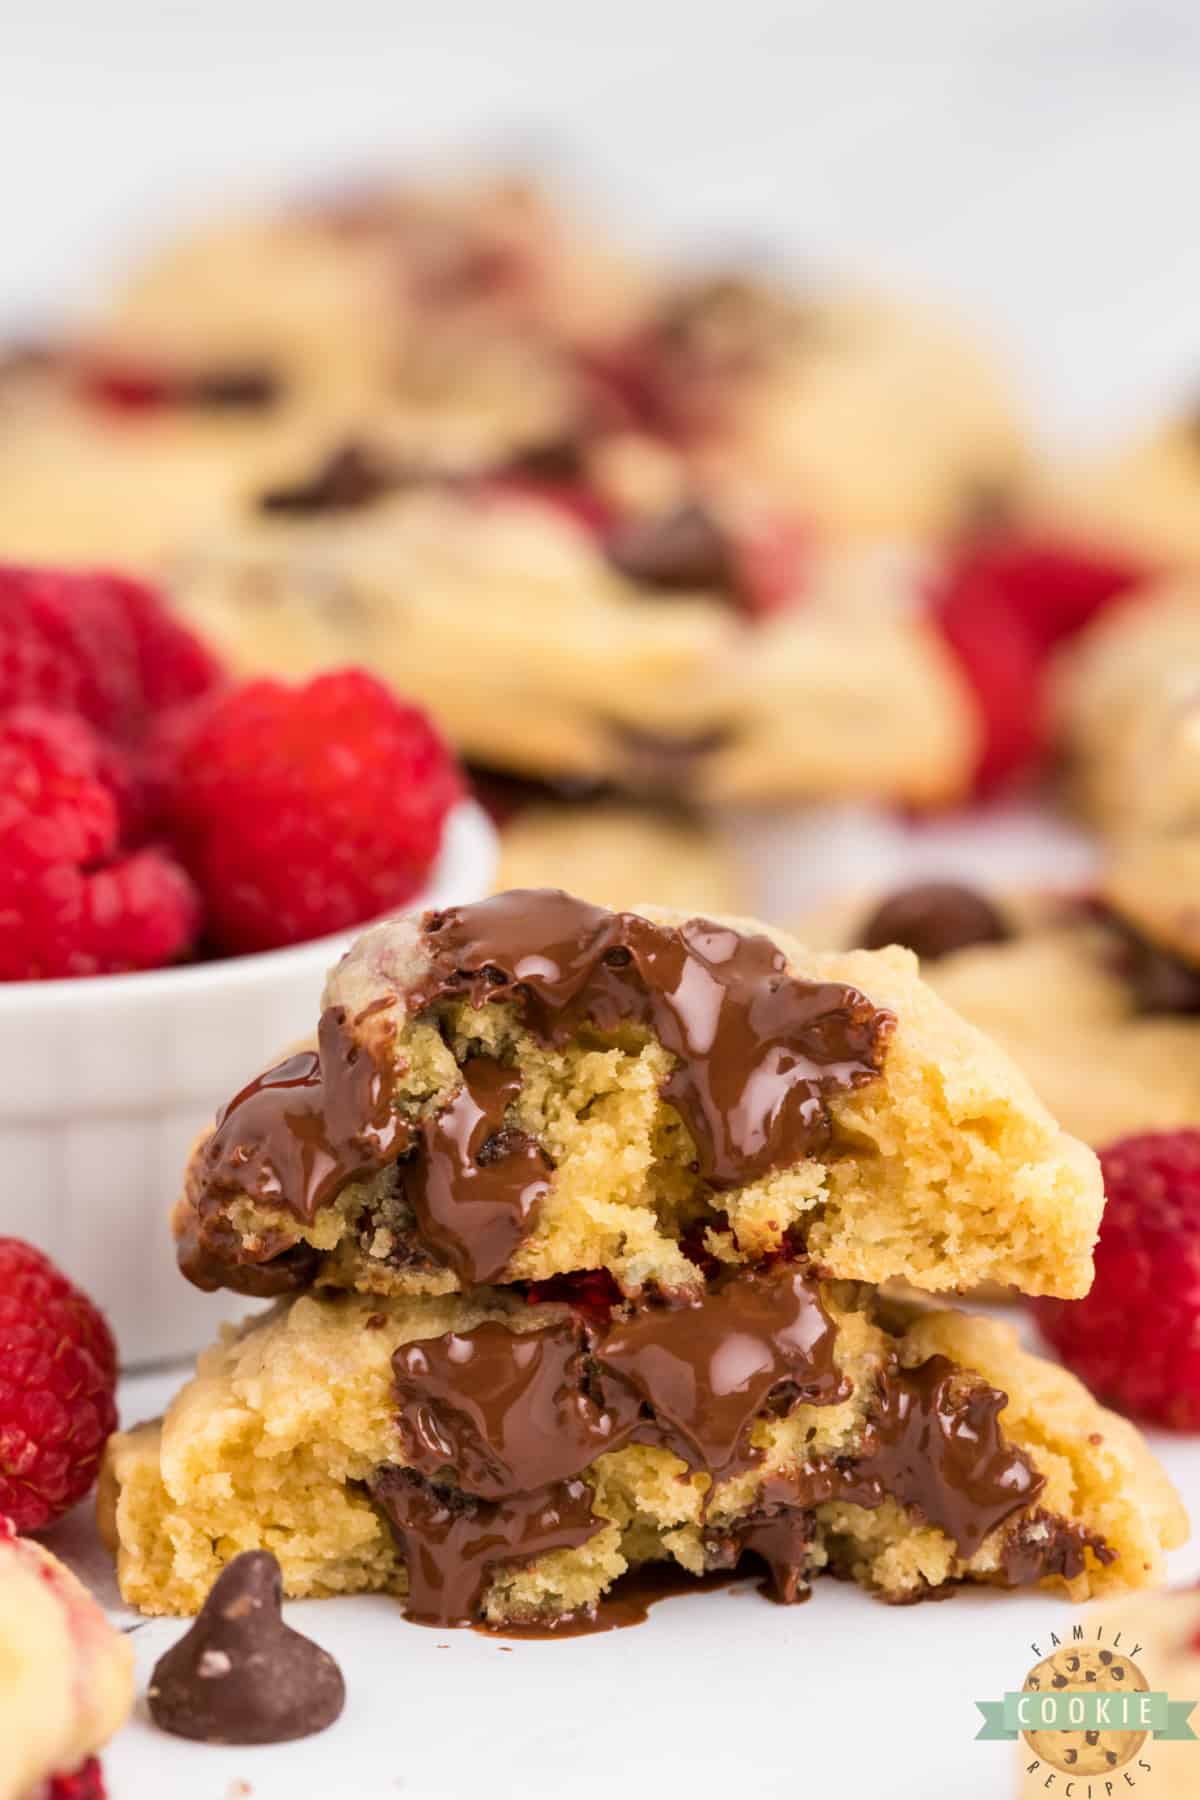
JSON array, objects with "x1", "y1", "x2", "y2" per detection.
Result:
[
  {"x1": 169, "y1": 669, "x2": 462, "y2": 954},
  {"x1": 0, "y1": 709, "x2": 118, "y2": 872},
  {"x1": 1034, "y1": 1131, "x2": 1200, "y2": 1430},
  {"x1": 46, "y1": 1758, "x2": 107, "y2": 1800},
  {"x1": 0, "y1": 1239, "x2": 118, "y2": 1530},
  {"x1": 733, "y1": 515, "x2": 811, "y2": 618},
  {"x1": 933, "y1": 536, "x2": 1145, "y2": 792},
  {"x1": 935, "y1": 576, "x2": 1044, "y2": 791},
  {"x1": 525, "y1": 1269, "x2": 622, "y2": 1324},
  {"x1": 947, "y1": 536, "x2": 1144, "y2": 655},
  {"x1": 0, "y1": 564, "x2": 221, "y2": 741},
  {"x1": 0, "y1": 709, "x2": 201, "y2": 980},
  {"x1": 474, "y1": 474, "x2": 619, "y2": 536}
]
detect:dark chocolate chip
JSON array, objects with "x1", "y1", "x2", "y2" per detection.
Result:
[
  {"x1": 607, "y1": 502, "x2": 738, "y2": 595},
  {"x1": 147, "y1": 1551, "x2": 345, "y2": 1744},
  {"x1": 260, "y1": 442, "x2": 401, "y2": 514},
  {"x1": 186, "y1": 367, "x2": 281, "y2": 409},
  {"x1": 858, "y1": 883, "x2": 1010, "y2": 962},
  {"x1": 1122, "y1": 931, "x2": 1200, "y2": 1015}
]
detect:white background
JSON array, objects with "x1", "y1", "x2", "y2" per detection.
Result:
[{"x1": 2, "y1": 0, "x2": 1200, "y2": 445}]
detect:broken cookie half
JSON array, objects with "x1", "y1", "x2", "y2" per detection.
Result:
[{"x1": 102, "y1": 891, "x2": 1185, "y2": 1633}]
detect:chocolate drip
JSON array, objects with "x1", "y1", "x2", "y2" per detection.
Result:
[
  {"x1": 403, "y1": 1060, "x2": 551, "y2": 1286},
  {"x1": 259, "y1": 442, "x2": 405, "y2": 514},
  {"x1": 179, "y1": 1008, "x2": 406, "y2": 1292},
  {"x1": 855, "y1": 1356, "x2": 1044, "y2": 1558},
  {"x1": 606, "y1": 502, "x2": 739, "y2": 596},
  {"x1": 696, "y1": 1356, "x2": 1051, "y2": 1603},
  {"x1": 704, "y1": 1506, "x2": 818, "y2": 1603},
  {"x1": 393, "y1": 1318, "x2": 629, "y2": 1498},
  {"x1": 858, "y1": 883, "x2": 1010, "y2": 963},
  {"x1": 594, "y1": 1268, "x2": 849, "y2": 1477},
  {"x1": 369, "y1": 1469, "x2": 603, "y2": 1627},
  {"x1": 999, "y1": 1511, "x2": 1117, "y2": 1586},
  {"x1": 383, "y1": 1266, "x2": 848, "y2": 1623},
  {"x1": 416, "y1": 890, "x2": 894, "y2": 1188}
]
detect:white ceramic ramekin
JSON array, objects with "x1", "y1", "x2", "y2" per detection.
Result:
[{"x1": 0, "y1": 800, "x2": 497, "y2": 1368}]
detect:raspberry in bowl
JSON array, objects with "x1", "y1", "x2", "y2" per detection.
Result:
[{"x1": 0, "y1": 566, "x2": 497, "y2": 1364}]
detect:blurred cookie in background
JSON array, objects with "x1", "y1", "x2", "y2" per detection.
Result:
[
  {"x1": 620, "y1": 271, "x2": 1031, "y2": 543},
  {"x1": 800, "y1": 878, "x2": 1200, "y2": 1149},
  {"x1": 0, "y1": 340, "x2": 319, "y2": 567},
  {"x1": 482, "y1": 778, "x2": 745, "y2": 915},
  {"x1": 1042, "y1": 402, "x2": 1200, "y2": 569},
  {"x1": 1053, "y1": 578, "x2": 1200, "y2": 836},
  {"x1": 160, "y1": 454, "x2": 989, "y2": 810},
  {"x1": 90, "y1": 173, "x2": 656, "y2": 461}
]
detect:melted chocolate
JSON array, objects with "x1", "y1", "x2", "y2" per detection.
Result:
[
  {"x1": 606, "y1": 502, "x2": 738, "y2": 596},
  {"x1": 472, "y1": 1564, "x2": 746, "y2": 1638},
  {"x1": 405, "y1": 1060, "x2": 551, "y2": 1286},
  {"x1": 383, "y1": 1266, "x2": 849, "y2": 1623},
  {"x1": 999, "y1": 1511, "x2": 1117, "y2": 1587},
  {"x1": 1115, "y1": 919, "x2": 1200, "y2": 1015},
  {"x1": 689, "y1": 1356, "x2": 1052, "y2": 1603},
  {"x1": 147, "y1": 1552, "x2": 344, "y2": 1744},
  {"x1": 393, "y1": 1318, "x2": 628, "y2": 1499},
  {"x1": 370, "y1": 1468, "x2": 603, "y2": 1627},
  {"x1": 594, "y1": 1268, "x2": 849, "y2": 1476},
  {"x1": 415, "y1": 890, "x2": 894, "y2": 1189},
  {"x1": 259, "y1": 442, "x2": 404, "y2": 514},
  {"x1": 858, "y1": 883, "x2": 1010, "y2": 963},
  {"x1": 856, "y1": 1356, "x2": 1044, "y2": 1558},
  {"x1": 179, "y1": 1008, "x2": 406, "y2": 1293}
]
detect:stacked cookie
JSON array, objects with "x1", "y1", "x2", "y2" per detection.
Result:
[{"x1": 101, "y1": 890, "x2": 1185, "y2": 1632}]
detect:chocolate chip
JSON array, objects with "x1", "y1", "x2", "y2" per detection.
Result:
[
  {"x1": 858, "y1": 883, "x2": 1010, "y2": 963},
  {"x1": 607, "y1": 502, "x2": 738, "y2": 595},
  {"x1": 186, "y1": 367, "x2": 280, "y2": 409},
  {"x1": 260, "y1": 442, "x2": 401, "y2": 514},
  {"x1": 147, "y1": 1551, "x2": 345, "y2": 1744},
  {"x1": 1122, "y1": 931, "x2": 1200, "y2": 1015},
  {"x1": 500, "y1": 436, "x2": 588, "y2": 483}
]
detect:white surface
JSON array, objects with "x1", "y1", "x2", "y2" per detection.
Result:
[
  {"x1": 50, "y1": 1352, "x2": 1198, "y2": 1800},
  {"x1": 0, "y1": 800, "x2": 497, "y2": 1368},
  {"x1": 2, "y1": 1, "x2": 1200, "y2": 445}
]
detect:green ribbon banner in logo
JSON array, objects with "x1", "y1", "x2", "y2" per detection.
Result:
[{"x1": 975, "y1": 1690, "x2": 1198, "y2": 1741}]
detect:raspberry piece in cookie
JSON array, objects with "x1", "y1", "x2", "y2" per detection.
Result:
[
  {"x1": 1035, "y1": 1130, "x2": 1200, "y2": 1429},
  {"x1": 0, "y1": 1523, "x2": 132, "y2": 1800},
  {"x1": 168, "y1": 668, "x2": 461, "y2": 954}
]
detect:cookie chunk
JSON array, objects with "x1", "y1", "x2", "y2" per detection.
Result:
[
  {"x1": 98, "y1": 1281, "x2": 1183, "y2": 1629},
  {"x1": 808, "y1": 884, "x2": 1200, "y2": 1149},
  {"x1": 173, "y1": 891, "x2": 1102, "y2": 1303},
  {"x1": 0, "y1": 1522, "x2": 133, "y2": 1800}
]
